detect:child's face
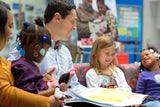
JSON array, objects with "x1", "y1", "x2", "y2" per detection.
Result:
[
  {"x1": 97, "y1": 45, "x2": 116, "y2": 68},
  {"x1": 140, "y1": 50, "x2": 158, "y2": 69}
]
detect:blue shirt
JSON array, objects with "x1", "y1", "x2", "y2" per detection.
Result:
[
  {"x1": 39, "y1": 42, "x2": 81, "y2": 88},
  {"x1": 136, "y1": 71, "x2": 160, "y2": 99}
]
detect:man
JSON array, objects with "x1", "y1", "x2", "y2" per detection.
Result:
[
  {"x1": 8, "y1": 0, "x2": 100, "y2": 106},
  {"x1": 76, "y1": 0, "x2": 99, "y2": 40}
]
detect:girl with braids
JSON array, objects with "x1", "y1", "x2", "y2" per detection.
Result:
[
  {"x1": 11, "y1": 21, "x2": 69, "y2": 100},
  {"x1": 11, "y1": 21, "x2": 55, "y2": 97}
]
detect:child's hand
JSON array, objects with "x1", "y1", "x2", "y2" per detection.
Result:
[
  {"x1": 107, "y1": 85, "x2": 115, "y2": 88},
  {"x1": 38, "y1": 86, "x2": 55, "y2": 96},
  {"x1": 47, "y1": 80, "x2": 59, "y2": 88},
  {"x1": 48, "y1": 85, "x2": 55, "y2": 94},
  {"x1": 114, "y1": 85, "x2": 118, "y2": 88},
  {"x1": 43, "y1": 67, "x2": 56, "y2": 82},
  {"x1": 107, "y1": 84, "x2": 118, "y2": 88}
]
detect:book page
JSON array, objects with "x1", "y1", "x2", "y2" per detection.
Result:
[{"x1": 71, "y1": 87, "x2": 148, "y2": 106}]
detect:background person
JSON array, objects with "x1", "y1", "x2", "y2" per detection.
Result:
[
  {"x1": 96, "y1": 0, "x2": 118, "y2": 41},
  {"x1": 76, "y1": 0, "x2": 99, "y2": 40}
]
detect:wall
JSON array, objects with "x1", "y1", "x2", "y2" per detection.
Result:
[
  {"x1": 116, "y1": 0, "x2": 143, "y2": 63},
  {"x1": 143, "y1": 0, "x2": 160, "y2": 50},
  {"x1": 0, "y1": 0, "x2": 47, "y2": 58}
]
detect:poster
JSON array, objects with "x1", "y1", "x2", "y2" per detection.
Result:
[
  {"x1": 69, "y1": 0, "x2": 117, "y2": 63},
  {"x1": 74, "y1": 0, "x2": 117, "y2": 48},
  {"x1": 117, "y1": 5, "x2": 142, "y2": 41},
  {"x1": 0, "y1": 0, "x2": 47, "y2": 58}
]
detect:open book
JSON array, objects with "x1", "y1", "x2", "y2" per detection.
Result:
[
  {"x1": 89, "y1": 20, "x2": 107, "y2": 34},
  {"x1": 88, "y1": 20, "x2": 107, "y2": 42},
  {"x1": 69, "y1": 87, "x2": 148, "y2": 107}
]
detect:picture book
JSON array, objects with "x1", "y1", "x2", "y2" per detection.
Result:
[{"x1": 70, "y1": 87, "x2": 148, "y2": 107}]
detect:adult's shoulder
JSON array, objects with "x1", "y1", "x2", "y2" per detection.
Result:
[
  {"x1": 61, "y1": 45, "x2": 70, "y2": 53},
  {"x1": 0, "y1": 56, "x2": 11, "y2": 66}
]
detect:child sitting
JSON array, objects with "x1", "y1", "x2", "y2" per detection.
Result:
[{"x1": 11, "y1": 21, "x2": 71, "y2": 99}]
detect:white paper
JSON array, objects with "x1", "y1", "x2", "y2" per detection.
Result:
[
  {"x1": 89, "y1": 21, "x2": 107, "y2": 34},
  {"x1": 70, "y1": 87, "x2": 148, "y2": 107}
]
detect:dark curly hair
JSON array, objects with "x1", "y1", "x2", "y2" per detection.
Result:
[
  {"x1": 140, "y1": 46, "x2": 160, "y2": 71},
  {"x1": 17, "y1": 21, "x2": 51, "y2": 52}
]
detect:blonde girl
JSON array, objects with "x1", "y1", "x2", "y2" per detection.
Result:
[{"x1": 85, "y1": 36, "x2": 131, "y2": 92}]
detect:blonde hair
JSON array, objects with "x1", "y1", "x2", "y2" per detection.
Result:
[{"x1": 90, "y1": 36, "x2": 116, "y2": 74}]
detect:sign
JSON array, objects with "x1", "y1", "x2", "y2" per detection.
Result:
[{"x1": 117, "y1": 5, "x2": 142, "y2": 41}]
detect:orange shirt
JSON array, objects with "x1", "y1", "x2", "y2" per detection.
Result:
[{"x1": 0, "y1": 56, "x2": 50, "y2": 107}]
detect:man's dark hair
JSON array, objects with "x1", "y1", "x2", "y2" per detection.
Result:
[{"x1": 44, "y1": 0, "x2": 76, "y2": 24}]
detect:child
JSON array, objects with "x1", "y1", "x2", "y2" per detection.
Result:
[
  {"x1": 136, "y1": 47, "x2": 160, "y2": 106},
  {"x1": 11, "y1": 21, "x2": 54, "y2": 96},
  {"x1": 85, "y1": 36, "x2": 131, "y2": 92},
  {"x1": 11, "y1": 21, "x2": 75, "y2": 99},
  {"x1": 11, "y1": 21, "x2": 67, "y2": 98}
]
